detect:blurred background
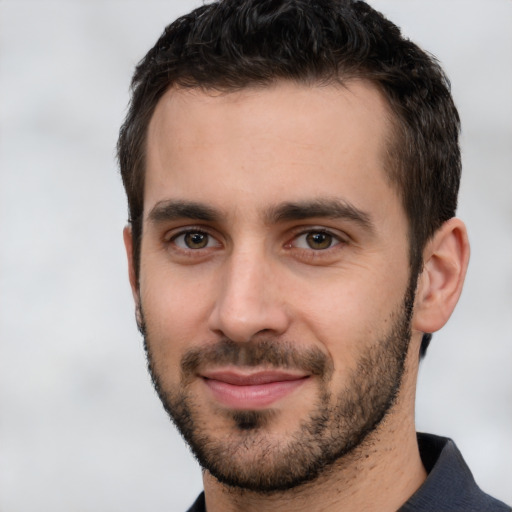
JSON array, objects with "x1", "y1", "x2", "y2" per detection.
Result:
[{"x1": 0, "y1": 1, "x2": 510, "y2": 510}]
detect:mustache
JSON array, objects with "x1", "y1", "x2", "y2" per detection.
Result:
[{"x1": 180, "y1": 338, "x2": 332, "y2": 380}]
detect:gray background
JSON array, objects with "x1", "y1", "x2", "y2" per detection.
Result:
[{"x1": 0, "y1": 1, "x2": 510, "y2": 510}]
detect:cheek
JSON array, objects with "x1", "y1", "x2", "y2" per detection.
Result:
[
  {"x1": 140, "y1": 266, "x2": 216, "y2": 377},
  {"x1": 291, "y1": 265, "x2": 409, "y2": 367}
]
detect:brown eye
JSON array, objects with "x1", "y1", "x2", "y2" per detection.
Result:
[
  {"x1": 184, "y1": 232, "x2": 208, "y2": 249},
  {"x1": 173, "y1": 231, "x2": 218, "y2": 250},
  {"x1": 305, "y1": 232, "x2": 334, "y2": 250}
]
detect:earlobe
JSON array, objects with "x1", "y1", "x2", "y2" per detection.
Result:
[
  {"x1": 413, "y1": 218, "x2": 470, "y2": 334},
  {"x1": 123, "y1": 225, "x2": 141, "y2": 318}
]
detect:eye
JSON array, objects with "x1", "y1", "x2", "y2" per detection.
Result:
[
  {"x1": 292, "y1": 230, "x2": 341, "y2": 250},
  {"x1": 172, "y1": 230, "x2": 219, "y2": 250}
]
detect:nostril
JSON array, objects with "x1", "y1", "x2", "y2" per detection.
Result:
[{"x1": 255, "y1": 328, "x2": 273, "y2": 336}]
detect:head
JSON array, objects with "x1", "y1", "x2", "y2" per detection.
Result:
[
  {"x1": 118, "y1": 0, "x2": 468, "y2": 494},
  {"x1": 118, "y1": 0, "x2": 461, "y2": 282}
]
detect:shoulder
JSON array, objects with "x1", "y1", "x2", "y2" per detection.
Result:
[
  {"x1": 399, "y1": 433, "x2": 511, "y2": 511},
  {"x1": 185, "y1": 492, "x2": 206, "y2": 512}
]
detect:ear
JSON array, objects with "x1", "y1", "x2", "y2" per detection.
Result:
[
  {"x1": 123, "y1": 225, "x2": 142, "y2": 324},
  {"x1": 412, "y1": 218, "x2": 470, "y2": 334}
]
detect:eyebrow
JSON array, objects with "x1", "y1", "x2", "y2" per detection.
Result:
[
  {"x1": 265, "y1": 199, "x2": 375, "y2": 233},
  {"x1": 148, "y1": 200, "x2": 220, "y2": 223},
  {"x1": 147, "y1": 198, "x2": 374, "y2": 234}
]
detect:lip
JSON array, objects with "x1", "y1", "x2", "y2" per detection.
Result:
[{"x1": 201, "y1": 369, "x2": 309, "y2": 409}]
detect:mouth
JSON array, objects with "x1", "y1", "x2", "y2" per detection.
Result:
[{"x1": 200, "y1": 369, "x2": 310, "y2": 409}]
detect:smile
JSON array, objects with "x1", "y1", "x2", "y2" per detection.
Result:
[{"x1": 201, "y1": 369, "x2": 310, "y2": 409}]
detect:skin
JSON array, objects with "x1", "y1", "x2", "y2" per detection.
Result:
[{"x1": 124, "y1": 81, "x2": 470, "y2": 511}]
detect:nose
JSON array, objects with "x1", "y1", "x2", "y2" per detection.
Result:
[{"x1": 207, "y1": 247, "x2": 290, "y2": 342}]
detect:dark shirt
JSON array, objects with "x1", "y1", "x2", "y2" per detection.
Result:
[{"x1": 186, "y1": 433, "x2": 511, "y2": 511}]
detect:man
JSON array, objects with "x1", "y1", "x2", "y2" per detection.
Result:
[{"x1": 117, "y1": 0, "x2": 511, "y2": 510}]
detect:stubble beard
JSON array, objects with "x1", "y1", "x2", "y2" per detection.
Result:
[{"x1": 139, "y1": 284, "x2": 415, "y2": 493}]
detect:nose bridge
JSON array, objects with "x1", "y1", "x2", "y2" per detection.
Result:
[{"x1": 208, "y1": 240, "x2": 288, "y2": 342}]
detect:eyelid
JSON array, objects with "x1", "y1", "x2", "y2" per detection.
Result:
[{"x1": 163, "y1": 224, "x2": 214, "y2": 239}]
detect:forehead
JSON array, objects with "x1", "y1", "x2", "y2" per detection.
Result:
[{"x1": 145, "y1": 80, "x2": 398, "y2": 220}]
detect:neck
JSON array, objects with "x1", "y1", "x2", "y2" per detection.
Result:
[{"x1": 204, "y1": 426, "x2": 425, "y2": 512}]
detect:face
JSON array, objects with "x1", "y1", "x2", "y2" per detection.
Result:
[{"x1": 129, "y1": 81, "x2": 417, "y2": 491}]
